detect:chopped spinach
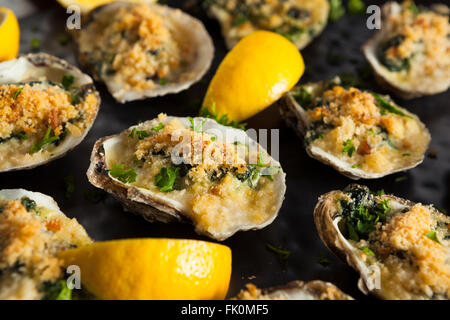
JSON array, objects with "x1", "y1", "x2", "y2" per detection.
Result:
[
  {"x1": 62, "y1": 75, "x2": 74, "y2": 90},
  {"x1": 42, "y1": 280, "x2": 72, "y2": 300},
  {"x1": 20, "y1": 197, "x2": 37, "y2": 212},
  {"x1": 378, "y1": 35, "x2": 411, "y2": 72},
  {"x1": 291, "y1": 88, "x2": 313, "y2": 108}
]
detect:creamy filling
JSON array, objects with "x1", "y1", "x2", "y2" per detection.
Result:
[
  {"x1": 293, "y1": 83, "x2": 429, "y2": 173},
  {"x1": 104, "y1": 114, "x2": 283, "y2": 236}
]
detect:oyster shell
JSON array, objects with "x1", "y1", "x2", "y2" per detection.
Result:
[
  {"x1": 0, "y1": 53, "x2": 100, "y2": 172},
  {"x1": 87, "y1": 114, "x2": 286, "y2": 240},
  {"x1": 279, "y1": 77, "x2": 430, "y2": 179},
  {"x1": 314, "y1": 184, "x2": 450, "y2": 300},
  {"x1": 75, "y1": 2, "x2": 214, "y2": 103},
  {"x1": 362, "y1": 2, "x2": 450, "y2": 99},
  {"x1": 206, "y1": 0, "x2": 329, "y2": 50},
  {"x1": 233, "y1": 280, "x2": 353, "y2": 300},
  {"x1": 0, "y1": 188, "x2": 92, "y2": 300}
]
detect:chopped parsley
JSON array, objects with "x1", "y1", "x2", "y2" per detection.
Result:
[
  {"x1": 129, "y1": 128, "x2": 150, "y2": 140},
  {"x1": 232, "y1": 15, "x2": 247, "y2": 27},
  {"x1": 159, "y1": 78, "x2": 167, "y2": 85},
  {"x1": 348, "y1": 0, "x2": 365, "y2": 15},
  {"x1": 351, "y1": 163, "x2": 363, "y2": 168},
  {"x1": 359, "y1": 246, "x2": 375, "y2": 256},
  {"x1": 371, "y1": 93, "x2": 413, "y2": 119},
  {"x1": 425, "y1": 231, "x2": 440, "y2": 243},
  {"x1": 20, "y1": 197, "x2": 37, "y2": 212},
  {"x1": 342, "y1": 139, "x2": 356, "y2": 157},
  {"x1": 291, "y1": 88, "x2": 313, "y2": 108},
  {"x1": 62, "y1": 74, "x2": 74, "y2": 90},
  {"x1": 109, "y1": 164, "x2": 137, "y2": 184},
  {"x1": 395, "y1": 175, "x2": 408, "y2": 183},
  {"x1": 188, "y1": 117, "x2": 205, "y2": 133},
  {"x1": 31, "y1": 38, "x2": 40, "y2": 51},
  {"x1": 30, "y1": 127, "x2": 60, "y2": 154},
  {"x1": 402, "y1": 153, "x2": 411, "y2": 157},
  {"x1": 328, "y1": 0, "x2": 345, "y2": 22},
  {"x1": 12, "y1": 87, "x2": 23, "y2": 99},
  {"x1": 64, "y1": 175, "x2": 75, "y2": 199},
  {"x1": 266, "y1": 243, "x2": 291, "y2": 260},
  {"x1": 152, "y1": 123, "x2": 164, "y2": 132},
  {"x1": 199, "y1": 103, "x2": 246, "y2": 130},
  {"x1": 154, "y1": 167, "x2": 180, "y2": 192},
  {"x1": 42, "y1": 280, "x2": 72, "y2": 300},
  {"x1": 408, "y1": 2, "x2": 420, "y2": 15}
]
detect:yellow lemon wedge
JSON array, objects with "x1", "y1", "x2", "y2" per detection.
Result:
[
  {"x1": 58, "y1": 238, "x2": 232, "y2": 300},
  {"x1": 203, "y1": 30, "x2": 304, "y2": 122},
  {"x1": 56, "y1": 0, "x2": 156, "y2": 14},
  {"x1": 0, "y1": 7, "x2": 20, "y2": 62}
]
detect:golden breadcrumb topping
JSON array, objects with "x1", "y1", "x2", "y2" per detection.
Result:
[
  {"x1": 305, "y1": 85, "x2": 428, "y2": 173},
  {"x1": 0, "y1": 83, "x2": 96, "y2": 139},
  {"x1": 0, "y1": 196, "x2": 92, "y2": 300},
  {"x1": 83, "y1": 3, "x2": 180, "y2": 91}
]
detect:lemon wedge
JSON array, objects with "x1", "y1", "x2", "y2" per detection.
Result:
[
  {"x1": 203, "y1": 30, "x2": 304, "y2": 122},
  {"x1": 58, "y1": 238, "x2": 232, "y2": 300},
  {"x1": 0, "y1": 7, "x2": 20, "y2": 62}
]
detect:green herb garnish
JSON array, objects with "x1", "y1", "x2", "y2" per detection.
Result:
[
  {"x1": 266, "y1": 243, "x2": 291, "y2": 260},
  {"x1": 425, "y1": 231, "x2": 440, "y2": 243},
  {"x1": 62, "y1": 74, "x2": 74, "y2": 90},
  {"x1": 154, "y1": 167, "x2": 180, "y2": 192},
  {"x1": 152, "y1": 123, "x2": 164, "y2": 132},
  {"x1": 109, "y1": 164, "x2": 137, "y2": 184},
  {"x1": 21, "y1": 197, "x2": 37, "y2": 212},
  {"x1": 64, "y1": 175, "x2": 75, "y2": 199},
  {"x1": 129, "y1": 128, "x2": 150, "y2": 140},
  {"x1": 199, "y1": 103, "x2": 246, "y2": 130},
  {"x1": 31, "y1": 38, "x2": 40, "y2": 51},
  {"x1": 348, "y1": 0, "x2": 365, "y2": 15},
  {"x1": 292, "y1": 88, "x2": 313, "y2": 108},
  {"x1": 371, "y1": 93, "x2": 413, "y2": 119},
  {"x1": 395, "y1": 175, "x2": 408, "y2": 183},
  {"x1": 12, "y1": 87, "x2": 23, "y2": 99},
  {"x1": 232, "y1": 15, "x2": 247, "y2": 26},
  {"x1": 328, "y1": 0, "x2": 345, "y2": 22},
  {"x1": 42, "y1": 280, "x2": 72, "y2": 300},
  {"x1": 30, "y1": 127, "x2": 60, "y2": 154},
  {"x1": 188, "y1": 117, "x2": 205, "y2": 133},
  {"x1": 342, "y1": 139, "x2": 355, "y2": 157},
  {"x1": 408, "y1": 2, "x2": 420, "y2": 15},
  {"x1": 359, "y1": 246, "x2": 375, "y2": 256},
  {"x1": 159, "y1": 78, "x2": 167, "y2": 85}
]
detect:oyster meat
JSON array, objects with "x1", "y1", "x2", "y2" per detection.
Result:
[
  {"x1": 362, "y1": 1, "x2": 450, "y2": 99},
  {"x1": 87, "y1": 113, "x2": 286, "y2": 240},
  {"x1": 279, "y1": 77, "x2": 430, "y2": 179},
  {"x1": 233, "y1": 280, "x2": 353, "y2": 300},
  {"x1": 205, "y1": 0, "x2": 330, "y2": 50},
  {"x1": 75, "y1": 2, "x2": 214, "y2": 103},
  {"x1": 0, "y1": 53, "x2": 100, "y2": 172},
  {"x1": 314, "y1": 184, "x2": 450, "y2": 300},
  {"x1": 0, "y1": 189, "x2": 92, "y2": 300}
]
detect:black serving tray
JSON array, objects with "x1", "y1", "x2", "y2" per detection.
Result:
[{"x1": 1, "y1": 0, "x2": 448, "y2": 299}]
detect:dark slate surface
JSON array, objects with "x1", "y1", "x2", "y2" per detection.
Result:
[{"x1": 1, "y1": 0, "x2": 448, "y2": 299}]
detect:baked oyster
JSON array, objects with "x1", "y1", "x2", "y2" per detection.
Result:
[
  {"x1": 0, "y1": 53, "x2": 100, "y2": 172},
  {"x1": 0, "y1": 189, "x2": 92, "y2": 300},
  {"x1": 233, "y1": 280, "x2": 353, "y2": 300},
  {"x1": 205, "y1": 0, "x2": 329, "y2": 50},
  {"x1": 363, "y1": 1, "x2": 450, "y2": 99},
  {"x1": 314, "y1": 184, "x2": 450, "y2": 300},
  {"x1": 75, "y1": 2, "x2": 214, "y2": 103},
  {"x1": 279, "y1": 77, "x2": 430, "y2": 179},
  {"x1": 87, "y1": 113, "x2": 286, "y2": 240}
]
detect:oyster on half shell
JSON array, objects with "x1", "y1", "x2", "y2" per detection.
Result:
[
  {"x1": 0, "y1": 53, "x2": 100, "y2": 173},
  {"x1": 314, "y1": 184, "x2": 450, "y2": 300},
  {"x1": 87, "y1": 114, "x2": 286, "y2": 241},
  {"x1": 278, "y1": 77, "x2": 430, "y2": 179},
  {"x1": 75, "y1": 2, "x2": 214, "y2": 103},
  {"x1": 0, "y1": 189, "x2": 92, "y2": 300},
  {"x1": 233, "y1": 280, "x2": 353, "y2": 300},
  {"x1": 362, "y1": 1, "x2": 450, "y2": 99},
  {"x1": 205, "y1": 0, "x2": 329, "y2": 50}
]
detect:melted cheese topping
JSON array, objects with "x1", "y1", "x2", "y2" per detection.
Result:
[
  {"x1": 105, "y1": 114, "x2": 282, "y2": 237},
  {"x1": 354, "y1": 201, "x2": 450, "y2": 299},
  {"x1": 0, "y1": 196, "x2": 91, "y2": 300},
  {"x1": 305, "y1": 85, "x2": 428, "y2": 173},
  {"x1": 207, "y1": 0, "x2": 329, "y2": 48},
  {"x1": 80, "y1": 4, "x2": 181, "y2": 92},
  {"x1": 0, "y1": 83, "x2": 98, "y2": 170},
  {"x1": 379, "y1": 1, "x2": 450, "y2": 83}
]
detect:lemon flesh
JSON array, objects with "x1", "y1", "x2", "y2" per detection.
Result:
[
  {"x1": 58, "y1": 238, "x2": 232, "y2": 300},
  {"x1": 0, "y1": 8, "x2": 20, "y2": 62},
  {"x1": 203, "y1": 30, "x2": 304, "y2": 122}
]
